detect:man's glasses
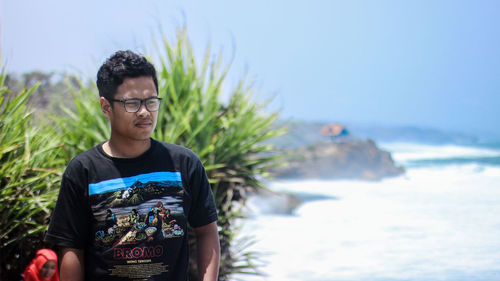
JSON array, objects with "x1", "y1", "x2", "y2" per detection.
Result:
[{"x1": 109, "y1": 97, "x2": 162, "y2": 113}]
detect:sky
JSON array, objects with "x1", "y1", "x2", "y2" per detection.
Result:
[{"x1": 2, "y1": 0, "x2": 500, "y2": 138}]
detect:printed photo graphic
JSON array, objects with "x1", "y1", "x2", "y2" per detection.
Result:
[{"x1": 89, "y1": 172, "x2": 186, "y2": 248}]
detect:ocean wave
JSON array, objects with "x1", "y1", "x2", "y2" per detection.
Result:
[
  {"x1": 379, "y1": 142, "x2": 500, "y2": 167},
  {"x1": 237, "y1": 164, "x2": 500, "y2": 281}
]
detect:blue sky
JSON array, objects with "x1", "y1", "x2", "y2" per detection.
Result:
[{"x1": 2, "y1": 0, "x2": 500, "y2": 137}]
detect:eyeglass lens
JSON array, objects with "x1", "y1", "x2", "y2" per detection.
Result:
[{"x1": 124, "y1": 98, "x2": 161, "y2": 112}]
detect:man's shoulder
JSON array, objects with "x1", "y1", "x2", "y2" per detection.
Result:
[
  {"x1": 153, "y1": 139, "x2": 200, "y2": 160},
  {"x1": 67, "y1": 143, "x2": 103, "y2": 167}
]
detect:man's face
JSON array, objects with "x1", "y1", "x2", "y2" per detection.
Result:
[{"x1": 102, "y1": 76, "x2": 159, "y2": 142}]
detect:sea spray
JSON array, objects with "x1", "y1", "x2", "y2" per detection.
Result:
[{"x1": 235, "y1": 143, "x2": 500, "y2": 281}]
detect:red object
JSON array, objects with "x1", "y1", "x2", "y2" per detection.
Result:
[
  {"x1": 23, "y1": 249, "x2": 59, "y2": 281},
  {"x1": 320, "y1": 123, "x2": 345, "y2": 136}
]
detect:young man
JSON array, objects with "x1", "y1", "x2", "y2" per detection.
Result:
[{"x1": 45, "y1": 50, "x2": 220, "y2": 281}]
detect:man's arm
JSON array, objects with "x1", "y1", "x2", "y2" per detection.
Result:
[
  {"x1": 194, "y1": 221, "x2": 220, "y2": 281},
  {"x1": 59, "y1": 248, "x2": 84, "y2": 281}
]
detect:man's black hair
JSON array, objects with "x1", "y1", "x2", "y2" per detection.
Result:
[{"x1": 96, "y1": 50, "x2": 158, "y2": 101}]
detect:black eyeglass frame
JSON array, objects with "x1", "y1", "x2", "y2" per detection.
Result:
[{"x1": 108, "y1": 97, "x2": 163, "y2": 113}]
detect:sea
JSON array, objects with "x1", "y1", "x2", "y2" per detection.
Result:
[{"x1": 234, "y1": 142, "x2": 500, "y2": 281}]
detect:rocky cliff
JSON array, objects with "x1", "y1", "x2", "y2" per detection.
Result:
[{"x1": 271, "y1": 139, "x2": 405, "y2": 181}]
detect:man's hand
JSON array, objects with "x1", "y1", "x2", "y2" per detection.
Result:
[
  {"x1": 194, "y1": 222, "x2": 220, "y2": 281},
  {"x1": 60, "y1": 248, "x2": 84, "y2": 281}
]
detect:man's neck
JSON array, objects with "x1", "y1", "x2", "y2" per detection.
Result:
[{"x1": 103, "y1": 137, "x2": 152, "y2": 158}]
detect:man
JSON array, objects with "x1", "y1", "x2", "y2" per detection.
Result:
[{"x1": 45, "y1": 50, "x2": 220, "y2": 281}]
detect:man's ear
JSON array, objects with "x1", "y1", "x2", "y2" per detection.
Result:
[{"x1": 100, "y1": 97, "x2": 112, "y2": 119}]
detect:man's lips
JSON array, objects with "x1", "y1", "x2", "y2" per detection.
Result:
[{"x1": 135, "y1": 120, "x2": 153, "y2": 127}]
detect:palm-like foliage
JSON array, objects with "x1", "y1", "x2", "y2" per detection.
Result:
[
  {"x1": 154, "y1": 28, "x2": 284, "y2": 280},
  {"x1": 0, "y1": 68, "x2": 64, "y2": 280},
  {"x1": 51, "y1": 79, "x2": 109, "y2": 161}
]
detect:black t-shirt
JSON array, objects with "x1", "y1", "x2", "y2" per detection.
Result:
[{"x1": 45, "y1": 139, "x2": 218, "y2": 281}]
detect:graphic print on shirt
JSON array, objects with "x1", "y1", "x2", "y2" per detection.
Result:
[{"x1": 89, "y1": 172, "x2": 186, "y2": 249}]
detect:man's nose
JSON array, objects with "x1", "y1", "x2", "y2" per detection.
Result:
[{"x1": 136, "y1": 103, "x2": 149, "y2": 116}]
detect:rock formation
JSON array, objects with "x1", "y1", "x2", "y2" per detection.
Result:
[{"x1": 271, "y1": 139, "x2": 405, "y2": 181}]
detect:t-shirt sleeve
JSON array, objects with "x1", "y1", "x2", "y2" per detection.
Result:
[
  {"x1": 187, "y1": 155, "x2": 218, "y2": 228},
  {"x1": 44, "y1": 161, "x2": 91, "y2": 249}
]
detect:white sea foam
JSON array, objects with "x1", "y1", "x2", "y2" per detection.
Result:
[
  {"x1": 379, "y1": 142, "x2": 500, "y2": 164},
  {"x1": 236, "y1": 161, "x2": 500, "y2": 280}
]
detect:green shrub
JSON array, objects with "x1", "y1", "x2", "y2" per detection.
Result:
[
  {"x1": 0, "y1": 68, "x2": 64, "y2": 280},
  {"x1": 51, "y1": 78, "x2": 109, "y2": 161},
  {"x1": 154, "y1": 28, "x2": 284, "y2": 280}
]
